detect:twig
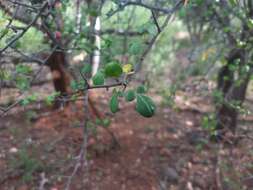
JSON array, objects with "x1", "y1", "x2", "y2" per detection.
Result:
[
  {"x1": 64, "y1": 89, "x2": 90, "y2": 190},
  {"x1": 151, "y1": 11, "x2": 161, "y2": 33},
  {"x1": 135, "y1": 8, "x2": 178, "y2": 72},
  {"x1": 38, "y1": 172, "x2": 49, "y2": 190},
  {"x1": 214, "y1": 144, "x2": 223, "y2": 190}
]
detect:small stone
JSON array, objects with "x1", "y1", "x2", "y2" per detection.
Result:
[
  {"x1": 161, "y1": 167, "x2": 179, "y2": 183},
  {"x1": 9, "y1": 147, "x2": 18, "y2": 153},
  {"x1": 185, "y1": 120, "x2": 193, "y2": 126}
]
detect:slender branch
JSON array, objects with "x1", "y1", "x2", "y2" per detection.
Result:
[
  {"x1": 6, "y1": 0, "x2": 39, "y2": 10},
  {"x1": 134, "y1": 2, "x2": 182, "y2": 72},
  {"x1": 151, "y1": 11, "x2": 161, "y2": 33},
  {"x1": 0, "y1": 2, "x2": 48, "y2": 55},
  {"x1": 99, "y1": 29, "x2": 146, "y2": 36},
  {"x1": 87, "y1": 81, "x2": 126, "y2": 90},
  {"x1": 107, "y1": 0, "x2": 184, "y2": 17}
]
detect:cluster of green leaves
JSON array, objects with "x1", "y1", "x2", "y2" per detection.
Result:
[
  {"x1": 201, "y1": 113, "x2": 217, "y2": 135},
  {"x1": 0, "y1": 11, "x2": 47, "y2": 52},
  {"x1": 20, "y1": 93, "x2": 38, "y2": 106},
  {"x1": 14, "y1": 64, "x2": 33, "y2": 91},
  {"x1": 109, "y1": 85, "x2": 156, "y2": 118},
  {"x1": 0, "y1": 69, "x2": 11, "y2": 81},
  {"x1": 92, "y1": 61, "x2": 123, "y2": 86},
  {"x1": 10, "y1": 148, "x2": 43, "y2": 182}
]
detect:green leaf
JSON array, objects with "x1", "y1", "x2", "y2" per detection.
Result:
[
  {"x1": 136, "y1": 85, "x2": 147, "y2": 94},
  {"x1": 70, "y1": 81, "x2": 78, "y2": 90},
  {"x1": 15, "y1": 77, "x2": 29, "y2": 91},
  {"x1": 45, "y1": 92, "x2": 60, "y2": 105},
  {"x1": 92, "y1": 72, "x2": 105, "y2": 85},
  {"x1": 102, "y1": 118, "x2": 111, "y2": 127},
  {"x1": 0, "y1": 70, "x2": 11, "y2": 80},
  {"x1": 102, "y1": 38, "x2": 112, "y2": 48},
  {"x1": 0, "y1": 28, "x2": 8, "y2": 36},
  {"x1": 125, "y1": 90, "x2": 135, "y2": 102},
  {"x1": 109, "y1": 93, "x2": 119, "y2": 113},
  {"x1": 105, "y1": 62, "x2": 123, "y2": 78},
  {"x1": 136, "y1": 95, "x2": 156, "y2": 118},
  {"x1": 95, "y1": 118, "x2": 111, "y2": 127},
  {"x1": 20, "y1": 93, "x2": 38, "y2": 106},
  {"x1": 178, "y1": 7, "x2": 186, "y2": 18},
  {"x1": 16, "y1": 65, "x2": 32, "y2": 75},
  {"x1": 129, "y1": 41, "x2": 142, "y2": 55},
  {"x1": 89, "y1": 9, "x2": 100, "y2": 17},
  {"x1": 95, "y1": 118, "x2": 103, "y2": 125},
  {"x1": 117, "y1": 91, "x2": 124, "y2": 97},
  {"x1": 228, "y1": 0, "x2": 237, "y2": 6},
  {"x1": 70, "y1": 80, "x2": 86, "y2": 91}
]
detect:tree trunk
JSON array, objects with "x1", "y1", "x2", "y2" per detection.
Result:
[
  {"x1": 44, "y1": 49, "x2": 71, "y2": 108},
  {"x1": 215, "y1": 49, "x2": 250, "y2": 137},
  {"x1": 46, "y1": 50, "x2": 71, "y2": 95}
]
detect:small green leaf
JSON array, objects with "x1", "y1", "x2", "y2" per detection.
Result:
[
  {"x1": 136, "y1": 95, "x2": 156, "y2": 118},
  {"x1": 0, "y1": 28, "x2": 8, "y2": 36},
  {"x1": 102, "y1": 118, "x2": 111, "y2": 127},
  {"x1": 15, "y1": 77, "x2": 29, "y2": 91},
  {"x1": 129, "y1": 42, "x2": 142, "y2": 55},
  {"x1": 125, "y1": 90, "x2": 135, "y2": 102},
  {"x1": 117, "y1": 91, "x2": 124, "y2": 97},
  {"x1": 0, "y1": 70, "x2": 11, "y2": 80},
  {"x1": 228, "y1": 0, "x2": 237, "y2": 6},
  {"x1": 105, "y1": 62, "x2": 123, "y2": 78},
  {"x1": 20, "y1": 93, "x2": 38, "y2": 106},
  {"x1": 16, "y1": 65, "x2": 32, "y2": 74},
  {"x1": 70, "y1": 80, "x2": 78, "y2": 90},
  {"x1": 109, "y1": 93, "x2": 119, "y2": 113},
  {"x1": 45, "y1": 92, "x2": 60, "y2": 105},
  {"x1": 95, "y1": 118, "x2": 103, "y2": 125},
  {"x1": 70, "y1": 94, "x2": 78, "y2": 101},
  {"x1": 92, "y1": 72, "x2": 105, "y2": 85},
  {"x1": 70, "y1": 80, "x2": 86, "y2": 91},
  {"x1": 136, "y1": 85, "x2": 147, "y2": 94},
  {"x1": 95, "y1": 118, "x2": 111, "y2": 127}
]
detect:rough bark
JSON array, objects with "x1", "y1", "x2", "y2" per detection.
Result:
[
  {"x1": 46, "y1": 50, "x2": 71, "y2": 95},
  {"x1": 215, "y1": 49, "x2": 250, "y2": 135}
]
